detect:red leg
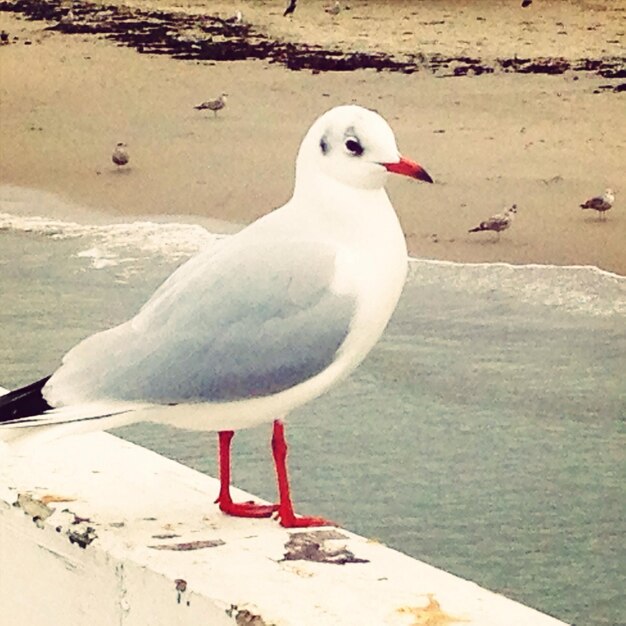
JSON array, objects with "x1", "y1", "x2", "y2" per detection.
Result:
[
  {"x1": 271, "y1": 420, "x2": 334, "y2": 528},
  {"x1": 215, "y1": 430, "x2": 277, "y2": 518}
]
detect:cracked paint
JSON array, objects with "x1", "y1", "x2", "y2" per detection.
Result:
[
  {"x1": 149, "y1": 538, "x2": 225, "y2": 551},
  {"x1": 67, "y1": 525, "x2": 97, "y2": 548},
  {"x1": 397, "y1": 594, "x2": 468, "y2": 625}
]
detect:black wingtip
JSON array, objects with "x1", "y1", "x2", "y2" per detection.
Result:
[{"x1": 0, "y1": 376, "x2": 53, "y2": 423}]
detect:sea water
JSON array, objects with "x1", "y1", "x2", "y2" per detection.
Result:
[{"x1": 1, "y1": 185, "x2": 624, "y2": 626}]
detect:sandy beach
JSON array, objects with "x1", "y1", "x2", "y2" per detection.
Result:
[{"x1": 1, "y1": 0, "x2": 625, "y2": 273}]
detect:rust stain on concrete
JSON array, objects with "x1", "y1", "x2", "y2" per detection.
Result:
[{"x1": 397, "y1": 594, "x2": 468, "y2": 625}]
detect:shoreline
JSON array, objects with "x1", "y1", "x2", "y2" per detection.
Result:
[{"x1": 1, "y1": 4, "x2": 625, "y2": 274}]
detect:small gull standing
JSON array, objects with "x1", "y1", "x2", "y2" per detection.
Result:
[
  {"x1": 225, "y1": 10, "x2": 243, "y2": 24},
  {"x1": 111, "y1": 141, "x2": 129, "y2": 167},
  {"x1": 325, "y1": 1, "x2": 341, "y2": 16},
  {"x1": 194, "y1": 93, "x2": 228, "y2": 117},
  {"x1": 0, "y1": 105, "x2": 432, "y2": 528},
  {"x1": 580, "y1": 188, "x2": 614, "y2": 219},
  {"x1": 59, "y1": 6, "x2": 75, "y2": 25},
  {"x1": 469, "y1": 204, "x2": 517, "y2": 239}
]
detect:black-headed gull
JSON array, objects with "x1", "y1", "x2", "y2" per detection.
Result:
[
  {"x1": 580, "y1": 188, "x2": 614, "y2": 219},
  {"x1": 111, "y1": 141, "x2": 129, "y2": 167},
  {"x1": 194, "y1": 93, "x2": 228, "y2": 117},
  {"x1": 469, "y1": 204, "x2": 517, "y2": 239},
  {"x1": 0, "y1": 105, "x2": 432, "y2": 528}
]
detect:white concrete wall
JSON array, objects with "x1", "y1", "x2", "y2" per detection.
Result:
[{"x1": 0, "y1": 432, "x2": 569, "y2": 626}]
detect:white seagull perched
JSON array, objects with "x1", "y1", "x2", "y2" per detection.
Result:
[
  {"x1": 0, "y1": 105, "x2": 432, "y2": 528},
  {"x1": 194, "y1": 93, "x2": 228, "y2": 117},
  {"x1": 111, "y1": 141, "x2": 129, "y2": 167},
  {"x1": 469, "y1": 204, "x2": 517, "y2": 239},
  {"x1": 324, "y1": 1, "x2": 341, "y2": 16},
  {"x1": 580, "y1": 188, "x2": 614, "y2": 219}
]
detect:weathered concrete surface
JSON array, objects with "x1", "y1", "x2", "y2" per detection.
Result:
[{"x1": 0, "y1": 432, "x2": 569, "y2": 626}]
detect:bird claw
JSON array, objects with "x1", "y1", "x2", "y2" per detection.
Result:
[
  {"x1": 277, "y1": 511, "x2": 335, "y2": 528},
  {"x1": 217, "y1": 499, "x2": 278, "y2": 518}
]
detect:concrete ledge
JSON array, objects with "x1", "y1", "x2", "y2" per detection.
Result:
[{"x1": 0, "y1": 432, "x2": 568, "y2": 626}]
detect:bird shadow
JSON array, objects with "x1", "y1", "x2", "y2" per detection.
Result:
[
  {"x1": 581, "y1": 215, "x2": 611, "y2": 224},
  {"x1": 466, "y1": 236, "x2": 505, "y2": 245}
]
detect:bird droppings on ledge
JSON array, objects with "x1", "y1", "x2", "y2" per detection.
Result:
[
  {"x1": 397, "y1": 594, "x2": 468, "y2": 625},
  {"x1": 226, "y1": 604, "x2": 271, "y2": 626},
  {"x1": 68, "y1": 512, "x2": 91, "y2": 525},
  {"x1": 149, "y1": 538, "x2": 225, "y2": 551},
  {"x1": 282, "y1": 529, "x2": 369, "y2": 565},
  {"x1": 67, "y1": 524, "x2": 97, "y2": 548}
]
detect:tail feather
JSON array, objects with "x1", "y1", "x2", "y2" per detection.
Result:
[{"x1": 0, "y1": 376, "x2": 53, "y2": 423}]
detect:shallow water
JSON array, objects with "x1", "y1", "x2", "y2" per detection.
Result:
[{"x1": 1, "y1": 185, "x2": 624, "y2": 626}]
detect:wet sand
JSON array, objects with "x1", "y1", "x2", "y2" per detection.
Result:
[{"x1": 0, "y1": 1, "x2": 624, "y2": 273}]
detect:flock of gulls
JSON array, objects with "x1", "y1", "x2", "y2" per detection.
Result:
[
  {"x1": 0, "y1": 0, "x2": 619, "y2": 528},
  {"x1": 283, "y1": 1, "x2": 343, "y2": 18},
  {"x1": 111, "y1": 114, "x2": 616, "y2": 236},
  {"x1": 466, "y1": 187, "x2": 616, "y2": 240}
]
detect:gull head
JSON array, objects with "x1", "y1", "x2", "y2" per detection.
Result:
[{"x1": 296, "y1": 105, "x2": 432, "y2": 191}]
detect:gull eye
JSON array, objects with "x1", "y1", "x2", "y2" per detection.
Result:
[{"x1": 344, "y1": 137, "x2": 364, "y2": 156}]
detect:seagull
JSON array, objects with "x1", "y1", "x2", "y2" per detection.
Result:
[
  {"x1": 0, "y1": 105, "x2": 433, "y2": 528},
  {"x1": 59, "y1": 7, "x2": 75, "y2": 25},
  {"x1": 111, "y1": 141, "x2": 129, "y2": 167},
  {"x1": 468, "y1": 204, "x2": 517, "y2": 239},
  {"x1": 324, "y1": 1, "x2": 341, "y2": 16},
  {"x1": 580, "y1": 188, "x2": 614, "y2": 219},
  {"x1": 283, "y1": 0, "x2": 297, "y2": 17},
  {"x1": 194, "y1": 93, "x2": 228, "y2": 117},
  {"x1": 225, "y1": 10, "x2": 243, "y2": 24}
]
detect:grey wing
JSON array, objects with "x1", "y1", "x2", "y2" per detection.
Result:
[
  {"x1": 45, "y1": 239, "x2": 357, "y2": 406},
  {"x1": 586, "y1": 196, "x2": 608, "y2": 209},
  {"x1": 486, "y1": 214, "x2": 508, "y2": 229}
]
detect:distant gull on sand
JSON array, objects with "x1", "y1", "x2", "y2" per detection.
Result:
[
  {"x1": 195, "y1": 93, "x2": 228, "y2": 117},
  {"x1": 283, "y1": 0, "x2": 297, "y2": 17},
  {"x1": 580, "y1": 188, "x2": 614, "y2": 219},
  {"x1": 469, "y1": 204, "x2": 517, "y2": 239},
  {"x1": 0, "y1": 105, "x2": 432, "y2": 528},
  {"x1": 112, "y1": 141, "x2": 129, "y2": 167},
  {"x1": 59, "y1": 7, "x2": 75, "y2": 25},
  {"x1": 325, "y1": 1, "x2": 341, "y2": 16},
  {"x1": 225, "y1": 10, "x2": 243, "y2": 24}
]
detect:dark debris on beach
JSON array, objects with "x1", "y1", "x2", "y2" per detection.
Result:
[{"x1": 0, "y1": 0, "x2": 624, "y2": 83}]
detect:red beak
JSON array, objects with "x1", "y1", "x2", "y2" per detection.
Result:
[{"x1": 383, "y1": 156, "x2": 433, "y2": 183}]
